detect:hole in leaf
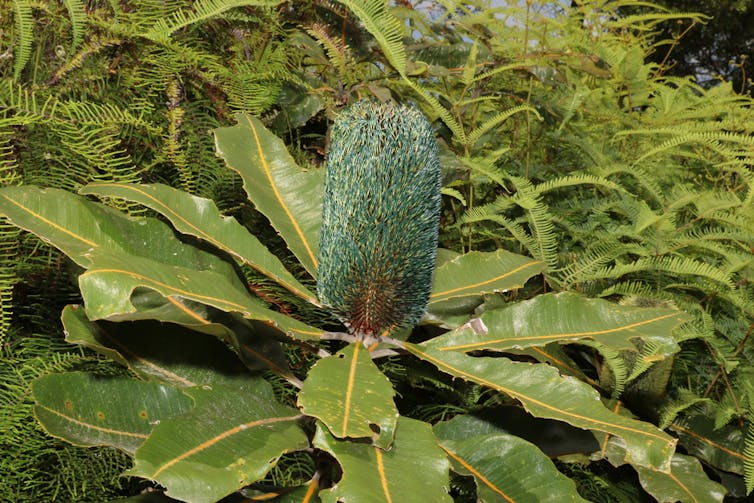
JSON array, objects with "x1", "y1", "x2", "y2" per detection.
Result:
[{"x1": 369, "y1": 423, "x2": 381, "y2": 435}]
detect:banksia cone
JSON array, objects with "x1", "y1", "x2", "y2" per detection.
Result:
[{"x1": 317, "y1": 100, "x2": 441, "y2": 337}]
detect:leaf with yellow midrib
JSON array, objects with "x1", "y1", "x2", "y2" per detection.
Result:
[
  {"x1": 213, "y1": 113, "x2": 323, "y2": 277},
  {"x1": 405, "y1": 343, "x2": 676, "y2": 471}
]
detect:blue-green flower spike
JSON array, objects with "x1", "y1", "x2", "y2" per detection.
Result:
[{"x1": 317, "y1": 100, "x2": 442, "y2": 337}]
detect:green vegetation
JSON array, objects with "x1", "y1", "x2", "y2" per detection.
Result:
[{"x1": 1, "y1": 1, "x2": 753, "y2": 501}]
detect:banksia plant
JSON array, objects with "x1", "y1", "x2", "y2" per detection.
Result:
[{"x1": 317, "y1": 100, "x2": 442, "y2": 338}]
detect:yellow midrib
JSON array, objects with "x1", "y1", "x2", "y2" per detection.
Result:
[{"x1": 245, "y1": 115, "x2": 318, "y2": 270}]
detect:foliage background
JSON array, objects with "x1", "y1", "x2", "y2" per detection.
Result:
[{"x1": 1, "y1": 0, "x2": 753, "y2": 501}]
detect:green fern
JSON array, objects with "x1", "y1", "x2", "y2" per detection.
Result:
[
  {"x1": 10, "y1": 0, "x2": 33, "y2": 81},
  {"x1": 334, "y1": 0, "x2": 406, "y2": 75},
  {"x1": 465, "y1": 104, "x2": 542, "y2": 147},
  {"x1": 745, "y1": 414, "x2": 754, "y2": 495},
  {"x1": 306, "y1": 23, "x2": 356, "y2": 86},
  {"x1": 143, "y1": 0, "x2": 283, "y2": 42},
  {"x1": 61, "y1": 0, "x2": 87, "y2": 50}
]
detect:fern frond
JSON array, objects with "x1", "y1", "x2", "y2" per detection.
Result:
[
  {"x1": 558, "y1": 242, "x2": 647, "y2": 289},
  {"x1": 626, "y1": 339, "x2": 663, "y2": 383},
  {"x1": 583, "y1": 256, "x2": 735, "y2": 290},
  {"x1": 11, "y1": 0, "x2": 34, "y2": 80},
  {"x1": 403, "y1": 78, "x2": 466, "y2": 143},
  {"x1": 0, "y1": 82, "x2": 59, "y2": 123},
  {"x1": 163, "y1": 78, "x2": 195, "y2": 194},
  {"x1": 144, "y1": 0, "x2": 283, "y2": 42},
  {"x1": 0, "y1": 132, "x2": 20, "y2": 346},
  {"x1": 599, "y1": 164, "x2": 664, "y2": 202},
  {"x1": 659, "y1": 389, "x2": 712, "y2": 429},
  {"x1": 534, "y1": 173, "x2": 622, "y2": 195},
  {"x1": 586, "y1": 340, "x2": 628, "y2": 399},
  {"x1": 605, "y1": 12, "x2": 709, "y2": 31},
  {"x1": 508, "y1": 177, "x2": 559, "y2": 267},
  {"x1": 465, "y1": 105, "x2": 542, "y2": 147},
  {"x1": 306, "y1": 23, "x2": 356, "y2": 86},
  {"x1": 460, "y1": 205, "x2": 537, "y2": 254},
  {"x1": 334, "y1": 0, "x2": 406, "y2": 75},
  {"x1": 62, "y1": 0, "x2": 87, "y2": 50},
  {"x1": 745, "y1": 416, "x2": 754, "y2": 495}
]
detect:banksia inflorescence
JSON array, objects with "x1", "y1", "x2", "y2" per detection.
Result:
[{"x1": 317, "y1": 100, "x2": 441, "y2": 338}]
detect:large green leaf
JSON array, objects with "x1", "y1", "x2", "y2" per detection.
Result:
[
  {"x1": 600, "y1": 435, "x2": 726, "y2": 502},
  {"x1": 32, "y1": 372, "x2": 193, "y2": 454},
  {"x1": 298, "y1": 343, "x2": 398, "y2": 448},
  {"x1": 405, "y1": 343, "x2": 676, "y2": 471},
  {"x1": 0, "y1": 185, "x2": 231, "y2": 272},
  {"x1": 429, "y1": 249, "x2": 545, "y2": 304},
  {"x1": 313, "y1": 417, "x2": 452, "y2": 503},
  {"x1": 637, "y1": 454, "x2": 726, "y2": 503},
  {"x1": 81, "y1": 182, "x2": 318, "y2": 304},
  {"x1": 78, "y1": 251, "x2": 324, "y2": 341},
  {"x1": 434, "y1": 415, "x2": 588, "y2": 503},
  {"x1": 671, "y1": 414, "x2": 746, "y2": 475},
  {"x1": 61, "y1": 305, "x2": 292, "y2": 387},
  {"x1": 213, "y1": 113, "x2": 323, "y2": 276},
  {"x1": 0, "y1": 186, "x2": 325, "y2": 341},
  {"x1": 427, "y1": 292, "x2": 688, "y2": 356},
  {"x1": 129, "y1": 379, "x2": 307, "y2": 503}
]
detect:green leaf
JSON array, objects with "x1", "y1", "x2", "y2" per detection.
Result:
[
  {"x1": 298, "y1": 343, "x2": 398, "y2": 448},
  {"x1": 434, "y1": 415, "x2": 588, "y2": 502},
  {"x1": 81, "y1": 182, "x2": 318, "y2": 304},
  {"x1": 405, "y1": 343, "x2": 676, "y2": 471},
  {"x1": 32, "y1": 372, "x2": 193, "y2": 454},
  {"x1": 671, "y1": 415, "x2": 745, "y2": 475},
  {"x1": 600, "y1": 436, "x2": 727, "y2": 502},
  {"x1": 213, "y1": 113, "x2": 323, "y2": 277},
  {"x1": 427, "y1": 292, "x2": 688, "y2": 356},
  {"x1": 313, "y1": 417, "x2": 452, "y2": 503},
  {"x1": 0, "y1": 185, "x2": 231, "y2": 272},
  {"x1": 78, "y1": 251, "x2": 324, "y2": 341},
  {"x1": 61, "y1": 305, "x2": 292, "y2": 387},
  {"x1": 637, "y1": 454, "x2": 726, "y2": 503},
  {"x1": 79, "y1": 252, "x2": 262, "y2": 319},
  {"x1": 428, "y1": 249, "x2": 545, "y2": 304},
  {"x1": 129, "y1": 380, "x2": 307, "y2": 503}
]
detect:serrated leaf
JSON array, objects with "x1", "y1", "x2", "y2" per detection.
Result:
[
  {"x1": 427, "y1": 292, "x2": 687, "y2": 356},
  {"x1": 434, "y1": 415, "x2": 588, "y2": 502},
  {"x1": 0, "y1": 185, "x2": 231, "y2": 272},
  {"x1": 78, "y1": 251, "x2": 262, "y2": 319},
  {"x1": 213, "y1": 113, "x2": 323, "y2": 276},
  {"x1": 61, "y1": 305, "x2": 291, "y2": 387},
  {"x1": 32, "y1": 372, "x2": 193, "y2": 454},
  {"x1": 313, "y1": 417, "x2": 452, "y2": 503},
  {"x1": 671, "y1": 415, "x2": 746, "y2": 475},
  {"x1": 637, "y1": 453, "x2": 726, "y2": 503},
  {"x1": 298, "y1": 343, "x2": 398, "y2": 448},
  {"x1": 78, "y1": 251, "x2": 324, "y2": 341},
  {"x1": 129, "y1": 380, "x2": 307, "y2": 503},
  {"x1": 405, "y1": 343, "x2": 676, "y2": 471},
  {"x1": 600, "y1": 436, "x2": 727, "y2": 503},
  {"x1": 429, "y1": 249, "x2": 545, "y2": 304},
  {"x1": 81, "y1": 182, "x2": 318, "y2": 304}
]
